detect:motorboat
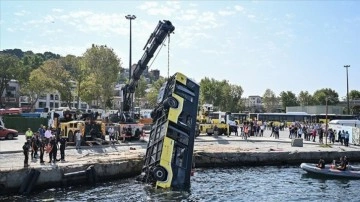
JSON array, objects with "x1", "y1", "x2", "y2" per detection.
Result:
[{"x1": 300, "y1": 163, "x2": 360, "y2": 179}]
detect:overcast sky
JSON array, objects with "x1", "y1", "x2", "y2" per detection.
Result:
[{"x1": 1, "y1": 1, "x2": 359, "y2": 98}]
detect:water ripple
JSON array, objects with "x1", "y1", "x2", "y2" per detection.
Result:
[{"x1": 2, "y1": 166, "x2": 360, "y2": 202}]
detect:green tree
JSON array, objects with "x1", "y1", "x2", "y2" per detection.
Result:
[
  {"x1": 0, "y1": 54, "x2": 20, "y2": 106},
  {"x1": 79, "y1": 73, "x2": 102, "y2": 105},
  {"x1": 20, "y1": 68, "x2": 52, "y2": 110},
  {"x1": 228, "y1": 84, "x2": 244, "y2": 112},
  {"x1": 313, "y1": 88, "x2": 339, "y2": 105},
  {"x1": 279, "y1": 91, "x2": 299, "y2": 109},
  {"x1": 262, "y1": 89, "x2": 278, "y2": 112},
  {"x1": 60, "y1": 55, "x2": 89, "y2": 108},
  {"x1": 145, "y1": 77, "x2": 166, "y2": 108},
  {"x1": 349, "y1": 90, "x2": 360, "y2": 100},
  {"x1": 297, "y1": 91, "x2": 315, "y2": 106},
  {"x1": 17, "y1": 53, "x2": 45, "y2": 85},
  {"x1": 40, "y1": 60, "x2": 74, "y2": 107},
  {"x1": 83, "y1": 44, "x2": 121, "y2": 108},
  {"x1": 199, "y1": 77, "x2": 217, "y2": 105},
  {"x1": 135, "y1": 76, "x2": 148, "y2": 102}
]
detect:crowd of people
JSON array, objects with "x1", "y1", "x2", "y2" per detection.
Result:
[
  {"x1": 22, "y1": 125, "x2": 67, "y2": 168},
  {"x1": 235, "y1": 120, "x2": 351, "y2": 146}
]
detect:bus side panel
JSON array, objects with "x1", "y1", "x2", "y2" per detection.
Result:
[{"x1": 156, "y1": 137, "x2": 174, "y2": 188}]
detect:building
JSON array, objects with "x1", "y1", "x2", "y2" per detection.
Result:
[
  {"x1": 243, "y1": 95, "x2": 263, "y2": 112},
  {"x1": 0, "y1": 80, "x2": 20, "y2": 108},
  {"x1": 19, "y1": 81, "x2": 89, "y2": 111}
]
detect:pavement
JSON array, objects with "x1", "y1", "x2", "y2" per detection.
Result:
[{"x1": 1, "y1": 129, "x2": 359, "y2": 171}]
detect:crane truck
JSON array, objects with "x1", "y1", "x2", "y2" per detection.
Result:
[{"x1": 123, "y1": 20, "x2": 199, "y2": 190}]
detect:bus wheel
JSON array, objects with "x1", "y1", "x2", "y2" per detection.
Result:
[
  {"x1": 153, "y1": 166, "x2": 167, "y2": 181},
  {"x1": 164, "y1": 97, "x2": 178, "y2": 109}
]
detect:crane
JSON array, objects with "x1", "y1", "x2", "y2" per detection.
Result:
[{"x1": 119, "y1": 20, "x2": 175, "y2": 123}]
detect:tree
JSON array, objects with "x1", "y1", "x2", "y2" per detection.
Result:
[
  {"x1": 18, "y1": 53, "x2": 45, "y2": 85},
  {"x1": 145, "y1": 78, "x2": 166, "y2": 108},
  {"x1": 135, "y1": 76, "x2": 148, "y2": 102},
  {"x1": 199, "y1": 77, "x2": 217, "y2": 105},
  {"x1": 40, "y1": 60, "x2": 74, "y2": 107},
  {"x1": 200, "y1": 78, "x2": 244, "y2": 112},
  {"x1": 297, "y1": 91, "x2": 315, "y2": 106},
  {"x1": 262, "y1": 89, "x2": 278, "y2": 112},
  {"x1": 279, "y1": 91, "x2": 299, "y2": 109},
  {"x1": 83, "y1": 44, "x2": 121, "y2": 108},
  {"x1": 313, "y1": 88, "x2": 339, "y2": 105},
  {"x1": 349, "y1": 90, "x2": 360, "y2": 100},
  {"x1": 228, "y1": 84, "x2": 244, "y2": 112},
  {"x1": 60, "y1": 55, "x2": 89, "y2": 108},
  {"x1": 79, "y1": 73, "x2": 102, "y2": 105},
  {"x1": 20, "y1": 68, "x2": 52, "y2": 110},
  {"x1": 0, "y1": 54, "x2": 20, "y2": 107}
]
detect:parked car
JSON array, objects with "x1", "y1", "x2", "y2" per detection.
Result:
[{"x1": 0, "y1": 125, "x2": 18, "y2": 140}]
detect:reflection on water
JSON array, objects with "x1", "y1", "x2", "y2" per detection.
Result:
[{"x1": 2, "y1": 166, "x2": 360, "y2": 202}]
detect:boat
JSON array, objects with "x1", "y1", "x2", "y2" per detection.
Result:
[{"x1": 300, "y1": 163, "x2": 360, "y2": 179}]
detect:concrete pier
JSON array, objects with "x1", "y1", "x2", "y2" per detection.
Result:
[{"x1": 1, "y1": 129, "x2": 360, "y2": 195}]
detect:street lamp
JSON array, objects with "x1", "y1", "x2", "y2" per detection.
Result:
[
  {"x1": 344, "y1": 65, "x2": 350, "y2": 114},
  {"x1": 125, "y1": 14, "x2": 136, "y2": 119},
  {"x1": 325, "y1": 97, "x2": 329, "y2": 145},
  {"x1": 125, "y1": 14, "x2": 136, "y2": 80}
]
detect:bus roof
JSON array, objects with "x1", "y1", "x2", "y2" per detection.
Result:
[{"x1": 329, "y1": 119, "x2": 360, "y2": 124}]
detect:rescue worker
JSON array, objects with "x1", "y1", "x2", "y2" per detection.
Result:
[
  {"x1": 59, "y1": 137, "x2": 66, "y2": 161},
  {"x1": 22, "y1": 140, "x2": 31, "y2": 167},
  {"x1": 25, "y1": 128, "x2": 33, "y2": 140},
  {"x1": 316, "y1": 157, "x2": 325, "y2": 169}
]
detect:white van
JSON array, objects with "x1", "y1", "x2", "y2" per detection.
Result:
[{"x1": 328, "y1": 119, "x2": 360, "y2": 128}]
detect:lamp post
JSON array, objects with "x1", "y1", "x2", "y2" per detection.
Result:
[
  {"x1": 125, "y1": 14, "x2": 136, "y2": 80},
  {"x1": 344, "y1": 65, "x2": 350, "y2": 114},
  {"x1": 325, "y1": 97, "x2": 329, "y2": 145},
  {"x1": 125, "y1": 14, "x2": 136, "y2": 119}
]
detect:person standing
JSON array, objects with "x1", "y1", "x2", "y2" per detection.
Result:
[
  {"x1": 345, "y1": 131, "x2": 350, "y2": 147},
  {"x1": 38, "y1": 125, "x2": 45, "y2": 140},
  {"x1": 39, "y1": 139, "x2": 45, "y2": 164},
  {"x1": 25, "y1": 128, "x2": 33, "y2": 140},
  {"x1": 22, "y1": 140, "x2": 31, "y2": 167},
  {"x1": 75, "y1": 130, "x2": 82, "y2": 150},
  {"x1": 341, "y1": 130, "x2": 346, "y2": 145},
  {"x1": 48, "y1": 136, "x2": 58, "y2": 163},
  {"x1": 31, "y1": 133, "x2": 40, "y2": 159},
  {"x1": 44, "y1": 127, "x2": 52, "y2": 144},
  {"x1": 59, "y1": 137, "x2": 66, "y2": 161},
  {"x1": 108, "y1": 126, "x2": 114, "y2": 144}
]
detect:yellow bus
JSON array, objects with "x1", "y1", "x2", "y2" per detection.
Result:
[{"x1": 140, "y1": 72, "x2": 199, "y2": 189}]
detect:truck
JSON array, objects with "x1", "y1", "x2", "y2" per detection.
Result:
[
  {"x1": 116, "y1": 20, "x2": 177, "y2": 141},
  {"x1": 197, "y1": 104, "x2": 237, "y2": 136},
  {"x1": 48, "y1": 108, "x2": 106, "y2": 144}
]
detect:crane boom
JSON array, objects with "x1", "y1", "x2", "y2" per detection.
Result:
[{"x1": 121, "y1": 20, "x2": 175, "y2": 123}]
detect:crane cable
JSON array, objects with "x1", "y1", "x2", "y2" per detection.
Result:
[
  {"x1": 167, "y1": 33, "x2": 170, "y2": 79},
  {"x1": 148, "y1": 32, "x2": 171, "y2": 78}
]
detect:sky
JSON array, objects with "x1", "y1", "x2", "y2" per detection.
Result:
[{"x1": 1, "y1": 1, "x2": 359, "y2": 98}]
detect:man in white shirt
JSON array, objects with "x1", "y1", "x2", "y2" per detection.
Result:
[{"x1": 44, "y1": 128, "x2": 52, "y2": 143}]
